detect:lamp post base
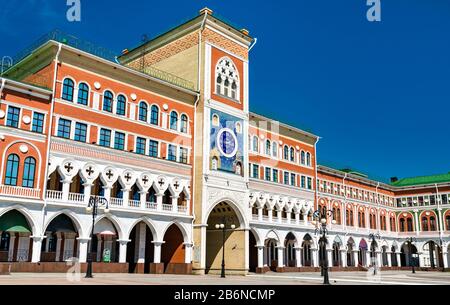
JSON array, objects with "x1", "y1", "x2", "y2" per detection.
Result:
[
  {"x1": 323, "y1": 267, "x2": 330, "y2": 285},
  {"x1": 221, "y1": 262, "x2": 226, "y2": 278},
  {"x1": 85, "y1": 257, "x2": 93, "y2": 278}
]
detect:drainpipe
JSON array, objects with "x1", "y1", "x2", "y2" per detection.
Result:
[
  {"x1": 313, "y1": 137, "x2": 321, "y2": 211},
  {"x1": 40, "y1": 43, "x2": 62, "y2": 235},
  {"x1": 342, "y1": 172, "x2": 348, "y2": 230},
  {"x1": 435, "y1": 183, "x2": 444, "y2": 253},
  {"x1": 375, "y1": 182, "x2": 381, "y2": 234},
  {"x1": 190, "y1": 93, "x2": 200, "y2": 254}
]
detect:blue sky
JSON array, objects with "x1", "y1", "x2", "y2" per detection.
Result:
[{"x1": 1, "y1": 0, "x2": 449, "y2": 181}]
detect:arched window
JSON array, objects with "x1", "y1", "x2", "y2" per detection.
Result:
[
  {"x1": 283, "y1": 146, "x2": 289, "y2": 160},
  {"x1": 253, "y1": 136, "x2": 259, "y2": 152},
  {"x1": 301, "y1": 151, "x2": 306, "y2": 164},
  {"x1": 215, "y1": 57, "x2": 239, "y2": 100},
  {"x1": 421, "y1": 217, "x2": 429, "y2": 231},
  {"x1": 150, "y1": 105, "x2": 159, "y2": 125},
  {"x1": 306, "y1": 152, "x2": 311, "y2": 166},
  {"x1": 212, "y1": 114, "x2": 219, "y2": 126},
  {"x1": 235, "y1": 162, "x2": 242, "y2": 176},
  {"x1": 265, "y1": 140, "x2": 271, "y2": 155},
  {"x1": 406, "y1": 218, "x2": 413, "y2": 231},
  {"x1": 103, "y1": 90, "x2": 113, "y2": 112},
  {"x1": 170, "y1": 111, "x2": 178, "y2": 130},
  {"x1": 290, "y1": 147, "x2": 295, "y2": 162},
  {"x1": 116, "y1": 94, "x2": 126, "y2": 116},
  {"x1": 22, "y1": 157, "x2": 36, "y2": 188},
  {"x1": 138, "y1": 102, "x2": 148, "y2": 122},
  {"x1": 77, "y1": 82, "x2": 89, "y2": 105},
  {"x1": 272, "y1": 141, "x2": 278, "y2": 157},
  {"x1": 446, "y1": 214, "x2": 450, "y2": 231},
  {"x1": 4, "y1": 154, "x2": 20, "y2": 186},
  {"x1": 62, "y1": 78, "x2": 74, "y2": 101},
  {"x1": 180, "y1": 114, "x2": 188, "y2": 133}
]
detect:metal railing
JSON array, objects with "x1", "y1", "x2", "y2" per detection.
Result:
[{"x1": 0, "y1": 185, "x2": 41, "y2": 199}]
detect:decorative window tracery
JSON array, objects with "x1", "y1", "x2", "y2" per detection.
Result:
[{"x1": 215, "y1": 57, "x2": 239, "y2": 101}]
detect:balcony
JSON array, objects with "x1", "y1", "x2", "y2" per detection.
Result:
[
  {"x1": 0, "y1": 185, "x2": 41, "y2": 199},
  {"x1": 128, "y1": 199, "x2": 141, "y2": 208}
]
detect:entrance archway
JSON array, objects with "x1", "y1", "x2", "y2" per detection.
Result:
[
  {"x1": 248, "y1": 230, "x2": 258, "y2": 272},
  {"x1": 400, "y1": 242, "x2": 418, "y2": 267},
  {"x1": 0, "y1": 210, "x2": 33, "y2": 262},
  {"x1": 302, "y1": 234, "x2": 313, "y2": 267},
  {"x1": 284, "y1": 233, "x2": 297, "y2": 267},
  {"x1": 90, "y1": 218, "x2": 119, "y2": 264},
  {"x1": 358, "y1": 239, "x2": 368, "y2": 266},
  {"x1": 205, "y1": 201, "x2": 244, "y2": 275},
  {"x1": 422, "y1": 241, "x2": 443, "y2": 269},
  {"x1": 346, "y1": 238, "x2": 355, "y2": 267},
  {"x1": 161, "y1": 224, "x2": 186, "y2": 274},
  {"x1": 42, "y1": 214, "x2": 79, "y2": 262},
  {"x1": 126, "y1": 221, "x2": 154, "y2": 273}
]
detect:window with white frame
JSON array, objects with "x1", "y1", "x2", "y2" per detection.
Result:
[{"x1": 215, "y1": 57, "x2": 239, "y2": 100}]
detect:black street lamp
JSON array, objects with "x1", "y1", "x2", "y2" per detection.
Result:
[
  {"x1": 312, "y1": 207, "x2": 335, "y2": 285},
  {"x1": 368, "y1": 233, "x2": 381, "y2": 275},
  {"x1": 215, "y1": 216, "x2": 236, "y2": 278},
  {"x1": 405, "y1": 237, "x2": 417, "y2": 274},
  {"x1": 85, "y1": 196, "x2": 109, "y2": 278}
]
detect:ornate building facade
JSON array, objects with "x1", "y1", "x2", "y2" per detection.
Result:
[{"x1": 0, "y1": 8, "x2": 449, "y2": 274}]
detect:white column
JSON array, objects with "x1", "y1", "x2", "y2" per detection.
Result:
[
  {"x1": 277, "y1": 246, "x2": 284, "y2": 267},
  {"x1": 257, "y1": 246, "x2": 264, "y2": 268},
  {"x1": 312, "y1": 249, "x2": 318, "y2": 267},
  {"x1": 103, "y1": 186, "x2": 112, "y2": 201},
  {"x1": 171, "y1": 195, "x2": 179, "y2": 212},
  {"x1": 365, "y1": 251, "x2": 371, "y2": 267},
  {"x1": 55, "y1": 233, "x2": 62, "y2": 262},
  {"x1": 118, "y1": 240, "x2": 129, "y2": 263},
  {"x1": 414, "y1": 209, "x2": 420, "y2": 236},
  {"x1": 295, "y1": 247, "x2": 302, "y2": 267},
  {"x1": 387, "y1": 252, "x2": 392, "y2": 267},
  {"x1": 340, "y1": 249, "x2": 347, "y2": 267},
  {"x1": 77, "y1": 238, "x2": 89, "y2": 263},
  {"x1": 62, "y1": 179, "x2": 71, "y2": 201},
  {"x1": 295, "y1": 212, "x2": 300, "y2": 225},
  {"x1": 326, "y1": 249, "x2": 333, "y2": 267},
  {"x1": 442, "y1": 249, "x2": 448, "y2": 269},
  {"x1": 83, "y1": 183, "x2": 92, "y2": 204},
  {"x1": 437, "y1": 208, "x2": 444, "y2": 232},
  {"x1": 156, "y1": 194, "x2": 163, "y2": 211},
  {"x1": 396, "y1": 252, "x2": 402, "y2": 267},
  {"x1": 352, "y1": 250, "x2": 359, "y2": 267},
  {"x1": 184, "y1": 243, "x2": 193, "y2": 264},
  {"x1": 139, "y1": 190, "x2": 147, "y2": 209},
  {"x1": 136, "y1": 222, "x2": 146, "y2": 263},
  {"x1": 277, "y1": 210, "x2": 282, "y2": 224},
  {"x1": 268, "y1": 209, "x2": 273, "y2": 222},
  {"x1": 8, "y1": 235, "x2": 16, "y2": 261},
  {"x1": 257, "y1": 207, "x2": 263, "y2": 221},
  {"x1": 286, "y1": 212, "x2": 292, "y2": 224},
  {"x1": 30, "y1": 236, "x2": 44, "y2": 263},
  {"x1": 153, "y1": 241, "x2": 164, "y2": 263},
  {"x1": 122, "y1": 188, "x2": 130, "y2": 207}
]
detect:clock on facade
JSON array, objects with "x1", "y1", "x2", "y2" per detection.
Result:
[{"x1": 216, "y1": 128, "x2": 238, "y2": 158}]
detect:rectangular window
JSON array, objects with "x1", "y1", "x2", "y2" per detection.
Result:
[
  {"x1": 301, "y1": 176, "x2": 306, "y2": 188},
  {"x1": 6, "y1": 106, "x2": 20, "y2": 128},
  {"x1": 273, "y1": 169, "x2": 278, "y2": 183},
  {"x1": 265, "y1": 167, "x2": 271, "y2": 181},
  {"x1": 179, "y1": 147, "x2": 188, "y2": 164},
  {"x1": 149, "y1": 140, "x2": 158, "y2": 158},
  {"x1": 74, "y1": 122, "x2": 87, "y2": 142},
  {"x1": 31, "y1": 112, "x2": 45, "y2": 133},
  {"x1": 57, "y1": 118, "x2": 71, "y2": 139},
  {"x1": 136, "y1": 137, "x2": 146, "y2": 155},
  {"x1": 252, "y1": 164, "x2": 259, "y2": 179},
  {"x1": 114, "y1": 132, "x2": 125, "y2": 150},
  {"x1": 290, "y1": 173, "x2": 296, "y2": 186},
  {"x1": 168, "y1": 144, "x2": 177, "y2": 161},
  {"x1": 99, "y1": 128, "x2": 111, "y2": 147},
  {"x1": 307, "y1": 177, "x2": 312, "y2": 190},
  {"x1": 284, "y1": 172, "x2": 289, "y2": 185}
]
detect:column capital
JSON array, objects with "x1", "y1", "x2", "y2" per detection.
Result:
[
  {"x1": 77, "y1": 237, "x2": 91, "y2": 242},
  {"x1": 30, "y1": 235, "x2": 46, "y2": 241},
  {"x1": 152, "y1": 241, "x2": 166, "y2": 246},
  {"x1": 117, "y1": 239, "x2": 131, "y2": 245},
  {"x1": 256, "y1": 245, "x2": 265, "y2": 250},
  {"x1": 183, "y1": 242, "x2": 193, "y2": 248}
]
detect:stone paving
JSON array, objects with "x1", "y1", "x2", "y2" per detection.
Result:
[{"x1": 0, "y1": 271, "x2": 448, "y2": 285}]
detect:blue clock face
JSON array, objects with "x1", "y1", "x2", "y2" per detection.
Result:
[{"x1": 217, "y1": 128, "x2": 238, "y2": 158}]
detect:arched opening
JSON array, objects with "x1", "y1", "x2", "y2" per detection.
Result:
[
  {"x1": 332, "y1": 238, "x2": 342, "y2": 267},
  {"x1": 91, "y1": 176, "x2": 106, "y2": 197},
  {"x1": 41, "y1": 214, "x2": 79, "y2": 262},
  {"x1": 0, "y1": 210, "x2": 33, "y2": 262},
  {"x1": 161, "y1": 224, "x2": 186, "y2": 274},
  {"x1": 400, "y1": 242, "x2": 418, "y2": 267},
  {"x1": 47, "y1": 170, "x2": 63, "y2": 192},
  {"x1": 358, "y1": 239, "x2": 368, "y2": 266},
  {"x1": 422, "y1": 241, "x2": 444, "y2": 269},
  {"x1": 284, "y1": 233, "x2": 297, "y2": 267},
  {"x1": 391, "y1": 245, "x2": 398, "y2": 266},
  {"x1": 381, "y1": 246, "x2": 388, "y2": 266},
  {"x1": 265, "y1": 238, "x2": 278, "y2": 271},
  {"x1": 126, "y1": 221, "x2": 154, "y2": 274},
  {"x1": 302, "y1": 234, "x2": 313, "y2": 267},
  {"x1": 248, "y1": 230, "x2": 258, "y2": 272},
  {"x1": 205, "y1": 201, "x2": 243, "y2": 275},
  {"x1": 346, "y1": 238, "x2": 355, "y2": 267},
  {"x1": 90, "y1": 218, "x2": 119, "y2": 264}
]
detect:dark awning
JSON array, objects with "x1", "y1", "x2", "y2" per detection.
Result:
[
  {"x1": 46, "y1": 215, "x2": 76, "y2": 233},
  {"x1": 0, "y1": 210, "x2": 31, "y2": 233}
]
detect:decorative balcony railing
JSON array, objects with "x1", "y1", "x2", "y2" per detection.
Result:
[
  {"x1": 146, "y1": 202, "x2": 157, "y2": 210},
  {"x1": 68, "y1": 192, "x2": 84, "y2": 203},
  {"x1": 128, "y1": 199, "x2": 141, "y2": 208},
  {"x1": 109, "y1": 197, "x2": 124, "y2": 207},
  {"x1": 0, "y1": 185, "x2": 41, "y2": 199},
  {"x1": 162, "y1": 204, "x2": 173, "y2": 212},
  {"x1": 46, "y1": 190, "x2": 63, "y2": 200},
  {"x1": 177, "y1": 205, "x2": 187, "y2": 213}
]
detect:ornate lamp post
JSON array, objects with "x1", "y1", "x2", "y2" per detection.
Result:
[
  {"x1": 368, "y1": 233, "x2": 381, "y2": 275},
  {"x1": 312, "y1": 207, "x2": 335, "y2": 285},
  {"x1": 215, "y1": 216, "x2": 236, "y2": 278},
  {"x1": 85, "y1": 196, "x2": 109, "y2": 278},
  {"x1": 405, "y1": 237, "x2": 417, "y2": 274}
]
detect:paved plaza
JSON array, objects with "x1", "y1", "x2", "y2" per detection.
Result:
[{"x1": 0, "y1": 271, "x2": 448, "y2": 285}]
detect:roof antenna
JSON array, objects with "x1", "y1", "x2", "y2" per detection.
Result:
[{"x1": 140, "y1": 34, "x2": 149, "y2": 71}]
